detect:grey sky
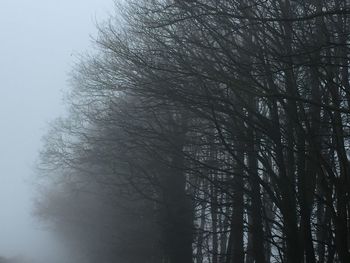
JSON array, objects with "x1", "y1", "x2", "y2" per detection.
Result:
[{"x1": 0, "y1": 0, "x2": 113, "y2": 260}]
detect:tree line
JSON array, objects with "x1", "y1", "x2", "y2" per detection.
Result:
[{"x1": 36, "y1": 1, "x2": 350, "y2": 263}]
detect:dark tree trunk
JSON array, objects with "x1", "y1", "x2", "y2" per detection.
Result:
[{"x1": 226, "y1": 152, "x2": 244, "y2": 263}]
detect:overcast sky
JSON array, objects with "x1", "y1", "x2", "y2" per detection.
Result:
[{"x1": 0, "y1": 0, "x2": 113, "y2": 260}]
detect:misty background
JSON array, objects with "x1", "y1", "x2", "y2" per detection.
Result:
[
  {"x1": 0, "y1": 0, "x2": 112, "y2": 260},
  {"x1": 1, "y1": 1, "x2": 350, "y2": 263}
]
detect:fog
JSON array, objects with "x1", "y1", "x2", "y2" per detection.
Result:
[
  {"x1": 0, "y1": 0, "x2": 113, "y2": 261},
  {"x1": 1, "y1": 1, "x2": 349, "y2": 263}
]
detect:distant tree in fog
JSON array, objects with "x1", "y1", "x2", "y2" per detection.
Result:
[{"x1": 36, "y1": 100, "x2": 163, "y2": 262}]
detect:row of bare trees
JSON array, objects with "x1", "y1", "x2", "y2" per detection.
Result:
[{"x1": 37, "y1": 1, "x2": 350, "y2": 263}]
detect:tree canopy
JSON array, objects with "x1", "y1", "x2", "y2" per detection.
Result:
[{"x1": 37, "y1": 1, "x2": 350, "y2": 263}]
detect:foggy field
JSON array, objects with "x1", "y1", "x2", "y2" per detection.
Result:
[{"x1": 1, "y1": 1, "x2": 350, "y2": 263}]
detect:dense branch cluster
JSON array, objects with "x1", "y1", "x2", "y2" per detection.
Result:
[{"x1": 37, "y1": 1, "x2": 350, "y2": 263}]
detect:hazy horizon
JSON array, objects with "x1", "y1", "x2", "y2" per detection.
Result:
[{"x1": 0, "y1": 0, "x2": 113, "y2": 261}]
